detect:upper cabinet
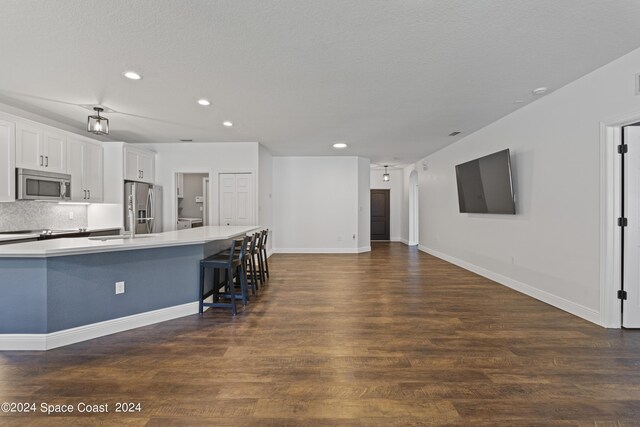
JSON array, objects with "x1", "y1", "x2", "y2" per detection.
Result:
[
  {"x1": 67, "y1": 137, "x2": 104, "y2": 202},
  {"x1": 15, "y1": 124, "x2": 67, "y2": 173},
  {"x1": 124, "y1": 145, "x2": 155, "y2": 183},
  {"x1": 0, "y1": 119, "x2": 15, "y2": 202}
]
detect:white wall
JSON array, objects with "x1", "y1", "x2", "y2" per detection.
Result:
[
  {"x1": 370, "y1": 168, "x2": 403, "y2": 241},
  {"x1": 258, "y1": 144, "x2": 273, "y2": 252},
  {"x1": 137, "y1": 142, "x2": 259, "y2": 231},
  {"x1": 358, "y1": 158, "x2": 371, "y2": 251},
  {"x1": 415, "y1": 46, "x2": 640, "y2": 326},
  {"x1": 273, "y1": 156, "x2": 364, "y2": 253},
  {"x1": 400, "y1": 165, "x2": 415, "y2": 243}
]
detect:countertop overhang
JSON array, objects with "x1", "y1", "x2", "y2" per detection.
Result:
[{"x1": 0, "y1": 225, "x2": 260, "y2": 258}]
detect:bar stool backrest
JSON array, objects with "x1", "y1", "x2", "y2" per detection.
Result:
[
  {"x1": 261, "y1": 229, "x2": 269, "y2": 249},
  {"x1": 245, "y1": 233, "x2": 254, "y2": 255},
  {"x1": 226, "y1": 239, "x2": 237, "y2": 264},
  {"x1": 238, "y1": 235, "x2": 249, "y2": 261}
]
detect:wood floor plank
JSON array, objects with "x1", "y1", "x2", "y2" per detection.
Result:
[{"x1": 0, "y1": 242, "x2": 639, "y2": 425}]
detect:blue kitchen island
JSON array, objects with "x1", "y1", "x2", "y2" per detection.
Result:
[{"x1": 0, "y1": 225, "x2": 258, "y2": 350}]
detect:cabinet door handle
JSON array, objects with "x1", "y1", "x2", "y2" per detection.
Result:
[
  {"x1": 45, "y1": 156, "x2": 48, "y2": 167},
  {"x1": 40, "y1": 155, "x2": 43, "y2": 166},
  {"x1": 83, "y1": 190, "x2": 86, "y2": 199},
  {"x1": 141, "y1": 170, "x2": 144, "y2": 179},
  {"x1": 88, "y1": 190, "x2": 91, "y2": 199}
]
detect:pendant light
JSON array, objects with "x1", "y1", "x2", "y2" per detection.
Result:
[
  {"x1": 87, "y1": 107, "x2": 109, "y2": 135},
  {"x1": 383, "y1": 165, "x2": 390, "y2": 182}
]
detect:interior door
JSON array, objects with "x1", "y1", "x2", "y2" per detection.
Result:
[
  {"x1": 235, "y1": 174, "x2": 253, "y2": 225},
  {"x1": 370, "y1": 189, "x2": 390, "y2": 240},
  {"x1": 219, "y1": 173, "x2": 254, "y2": 226},
  {"x1": 623, "y1": 126, "x2": 640, "y2": 327},
  {"x1": 219, "y1": 174, "x2": 236, "y2": 226}
]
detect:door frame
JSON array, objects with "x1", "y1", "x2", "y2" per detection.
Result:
[
  {"x1": 172, "y1": 171, "x2": 210, "y2": 231},
  {"x1": 370, "y1": 189, "x2": 391, "y2": 240},
  {"x1": 600, "y1": 111, "x2": 640, "y2": 328}
]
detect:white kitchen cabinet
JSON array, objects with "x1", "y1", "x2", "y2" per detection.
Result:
[
  {"x1": 176, "y1": 173, "x2": 184, "y2": 198},
  {"x1": 15, "y1": 124, "x2": 67, "y2": 173},
  {"x1": 0, "y1": 119, "x2": 15, "y2": 202},
  {"x1": 124, "y1": 146, "x2": 155, "y2": 183},
  {"x1": 67, "y1": 137, "x2": 104, "y2": 202}
]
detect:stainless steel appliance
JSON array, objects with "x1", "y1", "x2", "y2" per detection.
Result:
[
  {"x1": 124, "y1": 181, "x2": 161, "y2": 234},
  {"x1": 16, "y1": 168, "x2": 71, "y2": 201}
]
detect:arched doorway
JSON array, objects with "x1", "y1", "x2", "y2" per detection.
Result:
[{"x1": 409, "y1": 170, "x2": 419, "y2": 246}]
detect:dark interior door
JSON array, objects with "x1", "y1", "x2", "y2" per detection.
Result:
[{"x1": 371, "y1": 189, "x2": 390, "y2": 240}]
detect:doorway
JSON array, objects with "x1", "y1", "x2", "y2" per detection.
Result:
[
  {"x1": 371, "y1": 189, "x2": 390, "y2": 240},
  {"x1": 175, "y1": 172, "x2": 210, "y2": 230},
  {"x1": 621, "y1": 124, "x2": 640, "y2": 327}
]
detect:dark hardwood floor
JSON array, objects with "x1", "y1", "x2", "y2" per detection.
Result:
[{"x1": 1, "y1": 242, "x2": 639, "y2": 426}]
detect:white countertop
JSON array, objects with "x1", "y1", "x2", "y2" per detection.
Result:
[
  {"x1": 0, "y1": 233, "x2": 40, "y2": 242},
  {"x1": 0, "y1": 225, "x2": 260, "y2": 258}
]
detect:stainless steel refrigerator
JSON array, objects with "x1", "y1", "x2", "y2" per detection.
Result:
[{"x1": 124, "y1": 181, "x2": 162, "y2": 234}]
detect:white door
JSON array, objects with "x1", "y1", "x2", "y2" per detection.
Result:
[
  {"x1": 0, "y1": 119, "x2": 15, "y2": 202},
  {"x1": 83, "y1": 142, "x2": 103, "y2": 202},
  {"x1": 15, "y1": 124, "x2": 43, "y2": 170},
  {"x1": 43, "y1": 131, "x2": 66, "y2": 173},
  {"x1": 218, "y1": 173, "x2": 254, "y2": 226},
  {"x1": 66, "y1": 137, "x2": 85, "y2": 201},
  {"x1": 623, "y1": 126, "x2": 640, "y2": 327},
  {"x1": 124, "y1": 149, "x2": 140, "y2": 181}
]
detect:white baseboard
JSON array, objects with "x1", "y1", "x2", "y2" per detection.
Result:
[
  {"x1": 418, "y1": 245, "x2": 601, "y2": 326},
  {"x1": 273, "y1": 247, "x2": 363, "y2": 254},
  {"x1": 0, "y1": 302, "x2": 199, "y2": 351},
  {"x1": 400, "y1": 238, "x2": 410, "y2": 245},
  {"x1": 357, "y1": 246, "x2": 371, "y2": 253}
]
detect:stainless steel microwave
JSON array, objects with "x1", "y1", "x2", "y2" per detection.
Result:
[{"x1": 16, "y1": 168, "x2": 71, "y2": 201}]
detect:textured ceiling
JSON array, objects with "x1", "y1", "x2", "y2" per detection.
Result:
[{"x1": 1, "y1": 0, "x2": 640, "y2": 164}]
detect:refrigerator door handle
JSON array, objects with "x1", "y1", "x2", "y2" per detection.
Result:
[{"x1": 146, "y1": 188, "x2": 154, "y2": 233}]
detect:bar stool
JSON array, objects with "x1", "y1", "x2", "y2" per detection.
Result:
[
  {"x1": 245, "y1": 233, "x2": 260, "y2": 294},
  {"x1": 199, "y1": 236, "x2": 249, "y2": 316},
  {"x1": 260, "y1": 229, "x2": 270, "y2": 280}
]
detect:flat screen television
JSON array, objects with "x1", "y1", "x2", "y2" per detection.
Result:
[{"x1": 455, "y1": 149, "x2": 515, "y2": 214}]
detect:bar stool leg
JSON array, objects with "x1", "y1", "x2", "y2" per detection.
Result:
[
  {"x1": 199, "y1": 263, "x2": 205, "y2": 314},
  {"x1": 227, "y1": 267, "x2": 236, "y2": 315}
]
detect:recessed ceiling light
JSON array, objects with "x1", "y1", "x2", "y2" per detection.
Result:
[
  {"x1": 123, "y1": 71, "x2": 142, "y2": 80},
  {"x1": 449, "y1": 131, "x2": 461, "y2": 136},
  {"x1": 223, "y1": 121, "x2": 233, "y2": 127},
  {"x1": 197, "y1": 99, "x2": 211, "y2": 106},
  {"x1": 333, "y1": 142, "x2": 348, "y2": 149},
  {"x1": 532, "y1": 87, "x2": 548, "y2": 95}
]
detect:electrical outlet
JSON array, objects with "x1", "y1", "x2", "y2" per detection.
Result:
[
  {"x1": 115, "y1": 281, "x2": 125, "y2": 295},
  {"x1": 69, "y1": 211, "x2": 74, "y2": 220},
  {"x1": 337, "y1": 236, "x2": 342, "y2": 242}
]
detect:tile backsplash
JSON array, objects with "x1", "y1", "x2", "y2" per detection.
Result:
[{"x1": 0, "y1": 202, "x2": 87, "y2": 231}]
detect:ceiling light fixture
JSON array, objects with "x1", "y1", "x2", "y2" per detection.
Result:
[
  {"x1": 223, "y1": 121, "x2": 233, "y2": 127},
  {"x1": 449, "y1": 131, "x2": 461, "y2": 136},
  {"x1": 332, "y1": 142, "x2": 347, "y2": 149},
  {"x1": 197, "y1": 99, "x2": 211, "y2": 106},
  {"x1": 87, "y1": 107, "x2": 109, "y2": 135},
  {"x1": 383, "y1": 165, "x2": 390, "y2": 182},
  {"x1": 532, "y1": 87, "x2": 548, "y2": 95},
  {"x1": 123, "y1": 71, "x2": 142, "y2": 80}
]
